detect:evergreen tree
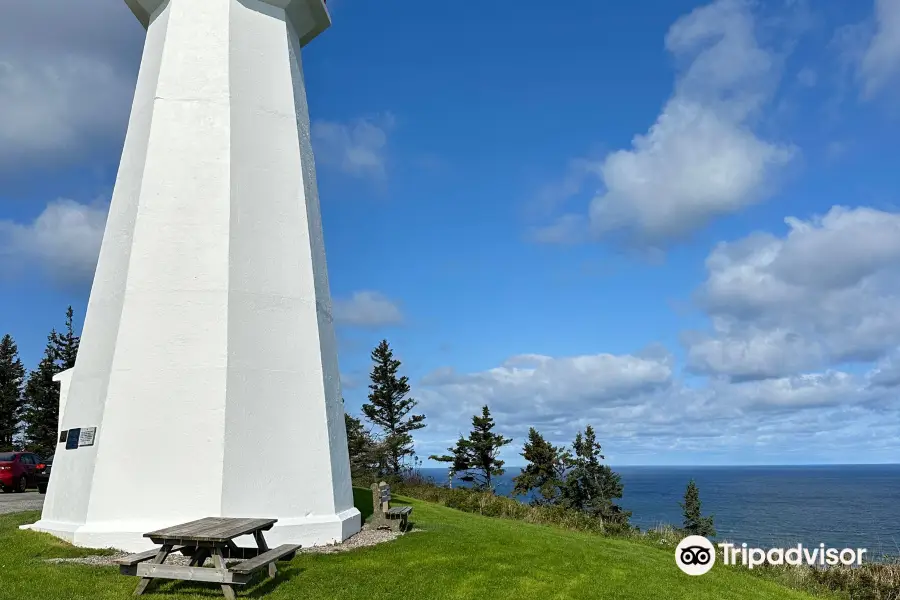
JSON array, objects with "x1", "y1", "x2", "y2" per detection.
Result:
[
  {"x1": 559, "y1": 425, "x2": 630, "y2": 523},
  {"x1": 431, "y1": 405, "x2": 512, "y2": 491},
  {"x1": 0, "y1": 335, "x2": 26, "y2": 449},
  {"x1": 512, "y1": 427, "x2": 570, "y2": 505},
  {"x1": 680, "y1": 479, "x2": 716, "y2": 537},
  {"x1": 22, "y1": 334, "x2": 60, "y2": 458},
  {"x1": 429, "y1": 435, "x2": 470, "y2": 488},
  {"x1": 344, "y1": 409, "x2": 385, "y2": 484},
  {"x1": 51, "y1": 306, "x2": 80, "y2": 370},
  {"x1": 362, "y1": 340, "x2": 426, "y2": 477}
]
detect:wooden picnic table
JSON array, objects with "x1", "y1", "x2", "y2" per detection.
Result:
[{"x1": 116, "y1": 517, "x2": 300, "y2": 598}]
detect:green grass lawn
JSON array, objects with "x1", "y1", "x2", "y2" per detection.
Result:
[{"x1": 0, "y1": 489, "x2": 817, "y2": 600}]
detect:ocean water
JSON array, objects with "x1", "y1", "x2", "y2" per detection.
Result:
[{"x1": 418, "y1": 465, "x2": 900, "y2": 558}]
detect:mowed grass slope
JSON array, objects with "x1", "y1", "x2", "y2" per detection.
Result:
[{"x1": 0, "y1": 489, "x2": 816, "y2": 600}]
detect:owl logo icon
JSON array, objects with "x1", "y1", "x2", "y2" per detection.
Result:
[{"x1": 675, "y1": 535, "x2": 716, "y2": 575}]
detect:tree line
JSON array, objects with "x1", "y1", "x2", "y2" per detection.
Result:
[
  {"x1": 347, "y1": 338, "x2": 715, "y2": 536},
  {"x1": 0, "y1": 307, "x2": 80, "y2": 459},
  {"x1": 0, "y1": 313, "x2": 714, "y2": 537},
  {"x1": 350, "y1": 341, "x2": 631, "y2": 524}
]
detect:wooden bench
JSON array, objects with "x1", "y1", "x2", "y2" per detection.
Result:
[
  {"x1": 117, "y1": 517, "x2": 300, "y2": 599},
  {"x1": 230, "y1": 544, "x2": 300, "y2": 576},
  {"x1": 370, "y1": 482, "x2": 412, "y2": 532}
]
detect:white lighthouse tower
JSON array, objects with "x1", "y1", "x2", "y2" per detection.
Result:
[{"x1": 25, "y1": 0, "x2": 361, "y2": 552}]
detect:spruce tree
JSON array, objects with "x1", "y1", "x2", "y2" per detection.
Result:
[
  {"x1": 559, "y1": 425, "x2": 630, "y2": 523},
  {"x1": 344, "y1": 410, "x2": 385, "y2": 484},
  {"x1": 512, "y1": 427, "x2": 570, "y2": 505},
  {"x1": 362, "y1": 340, "x2": 426, "y2": 477},
  {"x1": 0, "y1": 335, "x2": 26, "y2": 449},
  {"x1": 431, "y1": 405, "x2": 512, "y2": 491},
  {"x1": 22, "y1": 334, "x2": 61, "y2": 459},
  {"x1": 51, "y1": 306, "x2": 80, "y2": 370},
  {"x1": 429, "y1": 435, "x2": 470, "y2": 488},
  {"x1": 681, "y1": 479, "x2": 716, "y2": 537}
]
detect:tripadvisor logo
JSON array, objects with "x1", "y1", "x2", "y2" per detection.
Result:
[
  {"x1": 675, "y1": 536, "x2": 716, "y2": 575},
  {"x1": 675, "y1": 537, "x2": 868, "y2": 575}
]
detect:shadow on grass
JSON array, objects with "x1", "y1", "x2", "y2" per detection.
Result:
[
  {"x1": 245, "y1": 565, "x2": 307, "y2": 598},
  {"x1": 153, "y1": 565, "x2": 307, "y2": 597},
  {"x1": 353, "y1": 487, "x2": 374, "y2": 523}
]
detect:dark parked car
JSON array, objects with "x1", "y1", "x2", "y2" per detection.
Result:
[
  {"x1": 35, "y1": 456, "x2": 52, "y2": 494},
  {"x1": 0, "y1": 451, "x2": 42, "y2": 493}
]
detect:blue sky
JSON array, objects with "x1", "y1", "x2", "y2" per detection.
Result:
[{"x1": 1, "y1": 0, "x2": 899, "y2": 467}]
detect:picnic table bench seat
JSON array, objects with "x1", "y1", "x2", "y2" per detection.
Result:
[
  {"x1": 116, "y1": 546, "x2": 186, "y2": 566},
  {"x1": 229, "y1": 544, "x2": 301, "y2": 576}
]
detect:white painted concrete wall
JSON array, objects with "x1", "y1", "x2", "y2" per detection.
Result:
[
  {"x1": 25, "y1": 0, "x2": 359, "y2": 552},
  {"x1": 52, "y1": 369, "x2": 74, "y2": 437}
]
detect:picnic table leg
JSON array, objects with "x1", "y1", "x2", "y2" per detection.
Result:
[
  {"x1": 212, "y1": 547, "x2": 236, "y2": 600},
  {"x1": 188, "y1": 547, "x2": 209, "y2": 567},
  {"x1": 133, "y1": 544, "x2": 172, "y2": 596},
  {"x1": 253, "y1": 530, "x2": 277, "y2": 578}
]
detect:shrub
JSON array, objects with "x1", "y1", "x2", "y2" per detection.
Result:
[
  {"x1": 395, "y1": 481, "x2": 633, "y2": 536},
  {"x1": 750, "y1": 559, "x2": 900, "y2": 600}
]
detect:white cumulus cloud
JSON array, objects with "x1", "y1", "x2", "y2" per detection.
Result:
[
  {"x1": 312, "y1": 114, "x2": 394, "y2": 180},
  {"x1": 0, "y1": 198, "x2": 108, "y2": 284},
  {"x1": 413, "y1": 349, "x2": 899, "y2": 465},
  {"x1": 686, "y1": 206, "x2": 900, "y2": 379},
  {"x1": 332, "y1": 290, "x2": 404, "y2": 327},
  {"x1": 0, "y1": 0, "x2": 140, "y2": 167},
  {"x1": 535, "y1": 0, "x2": 795, "y2": 247},
  {"x1": 859, "y1": 0, "x2": 900, "y2": 98}
]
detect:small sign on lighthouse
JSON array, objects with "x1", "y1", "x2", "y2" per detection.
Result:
[
  {"x1": 78, "y1": 428, "x2": 97, "y2": 447},
  {"x1": 64, "y1": 428, "x2": 80, "y2": 451}
]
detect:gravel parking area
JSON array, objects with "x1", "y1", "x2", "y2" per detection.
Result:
[{"x1": 0, "y1": 490, "x2": 43, "y2": 514}]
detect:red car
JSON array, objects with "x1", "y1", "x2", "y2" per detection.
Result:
[{"x1": 0, "y1": 451, "x2": 44, "y2": 493}]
